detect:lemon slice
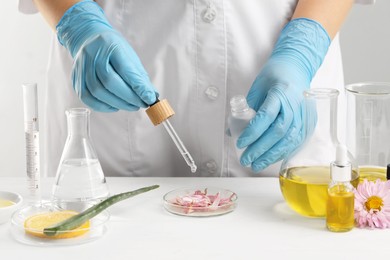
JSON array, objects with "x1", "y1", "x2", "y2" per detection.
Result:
[{"x1": 24, "y1": 211, "x2": 90, "y2": 239}]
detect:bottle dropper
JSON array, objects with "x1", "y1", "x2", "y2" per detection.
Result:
[
  {"x1": 387, "y1": 164, "x2": 390, "y2": 180},
  {"x1": 326, "y1": 144, "x2": 354, "y2": 232},
  {"x1": 146, "y1": 99, "x2": 197, "y2": 173}
]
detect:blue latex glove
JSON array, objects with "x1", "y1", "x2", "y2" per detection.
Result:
[
  {"x1": 237, "y1": 18, "x2": 331, "y2": 172},
  {"x1": 56, "y1": 0, "x2": 158, "y2": 112}
]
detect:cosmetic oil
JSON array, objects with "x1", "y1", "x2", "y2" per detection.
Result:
[
  {"x1": 0, "y1": 199, "x2": 15, "y2": 208},
  {"x1": 279, "y1": 166, "x2": 358, "y2": 217},
  {"x1": 326, "y1": 144, "x2": 355, "y2": 232},
  {"x1": 359, "y1": 166, "x2": 386, "y2": 182}
]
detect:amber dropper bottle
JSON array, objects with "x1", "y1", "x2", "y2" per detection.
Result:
[{"x1": 326, "y1": 144, "x2": 355, "y2": 232}]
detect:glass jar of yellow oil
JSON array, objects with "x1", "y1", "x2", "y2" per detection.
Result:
[
  {"x1": 358, "y1": 166, "x2": 386, "y2": 182},
  {"x1": 279, "y1": 166, "x2": 359, "y2": 218}
]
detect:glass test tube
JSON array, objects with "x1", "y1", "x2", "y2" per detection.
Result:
[
  {"x1": 22, "y1": 83, "x2": 41, "y2": 201},
  {"x1": 162, "y1": 119, "x2": 197, "y2": 173}
]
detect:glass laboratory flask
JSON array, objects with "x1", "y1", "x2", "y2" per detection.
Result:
[
  {"x1": 279, "y1": 88, "x2": 359, "y2": 218},
  {"x1": 52, "y1": 108, "x2": 109, "y2": 211},
  {"x1": 346, "y1": 82, "x2": 390, "y2": 182}
]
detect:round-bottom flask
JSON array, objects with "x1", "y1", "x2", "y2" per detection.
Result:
[
  {"x1": 279, "y1": 89, "x2": 359, "y2": 218},
  {"x1": 52, "y1": 108, "x2": 109, "y2": 211}
]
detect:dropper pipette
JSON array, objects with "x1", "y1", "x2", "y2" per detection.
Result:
[
  {"x1": 146, "y1": 99, "x2": 197, "y2": 173},
  {"x1": 162, "y1": 119, "x2": 197, "y2": 172}
]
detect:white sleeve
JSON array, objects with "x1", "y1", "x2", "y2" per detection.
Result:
[
  {"x1": 355, "y1": 0, "x2": 376, "y2": 4},
  {"x1": 18, "y1": 0, "x2": 38, "y2": 14}
]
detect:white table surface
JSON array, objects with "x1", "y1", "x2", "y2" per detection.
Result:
[{"x1": 0, "y1": 177, "x2": 389, "y2": 259}]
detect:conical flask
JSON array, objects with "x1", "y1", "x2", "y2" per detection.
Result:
[
  {"x1": 52, "y1": 108, "x2": 109, "y2": 210},
  {"x1": 279, "y1": 88, "x2": 359, "y2": 218}
]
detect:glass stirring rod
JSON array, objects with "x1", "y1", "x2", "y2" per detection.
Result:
[{"x1": 146, "y1": 99, "x2": 197, "y2": 173}]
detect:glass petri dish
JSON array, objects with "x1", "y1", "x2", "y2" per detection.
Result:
[
  {"x1": 163, "y1": 187, "x2": 238, "y2": 217},
  {"x1": 11, "y1": 202, "x2": 109, "y2": 246}
]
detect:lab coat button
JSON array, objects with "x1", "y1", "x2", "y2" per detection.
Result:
[
  {"x1": 205, "y1": 160, "x2": 218, "y2": 174},
  {"x1": 204, "y1": 86, "x2": 219, "y2": 100},
  {"x1": 202, "y1": 7, "x2": 217, "y2": 23}
]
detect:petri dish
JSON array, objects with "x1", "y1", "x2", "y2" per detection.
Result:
[
  {"x1": 11, "y1": 202, "x2": 109, "y2": 246},
  {"x1": 163, "y1": 187, "x2": 238, "y2": 217}
]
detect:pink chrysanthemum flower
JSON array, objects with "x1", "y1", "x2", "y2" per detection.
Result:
[{"x1": 354, "y1": 179, "x2": 390, "y2": 229}]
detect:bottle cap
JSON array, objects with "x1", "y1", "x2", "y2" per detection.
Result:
[
  {"x1": 146, "y1": 99, "x2": 175, "y2": 126},
  {"x1": 230, "y1": 95, "x2": 249, "y2": 113},
  {"x1": 331, "y1": 144, "x2": 352, "y2": 182}
]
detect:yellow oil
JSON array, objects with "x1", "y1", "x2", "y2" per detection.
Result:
[
  {"x1": 359, "y1": 166, "x2": 386, "y2": 182},
  {"x1": 279, "y1": 166, "x2": 359, "y2": 218},
  {"x1": 0, "y1": 198, "x2": 15, "y2": 208},
  {"x1": 326, "y1": 185, "x2": 354, "y2": 232}
]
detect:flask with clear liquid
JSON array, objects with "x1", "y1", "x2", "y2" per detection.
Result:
[
  {"x1": 52, "y1": 108, "x2": 109, "y2": 210},
  {"x1": 228, "y1": 95, "x2": 256, "y2": 160},
  {"x1": 279, "y1": 88, "x2": 359, "y2": 218}
]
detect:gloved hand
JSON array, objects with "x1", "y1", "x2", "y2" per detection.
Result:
[
  {"x1": 237, "y1": 18, "x2": 331, "y2": 172},
  {"x1": 56, "y1": 0, "x2": 158, "y2": 112}
]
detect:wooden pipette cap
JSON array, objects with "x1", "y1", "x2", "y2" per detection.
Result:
[{"x1": 146, "y1": 99, "x2": 175, "y2": 126}]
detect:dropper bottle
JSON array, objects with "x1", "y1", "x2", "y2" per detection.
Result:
[
  {"x1": 326, "y1": 144, "x2": 355, "y2": 232},
  {"x1": 228, "y1": 95, "x2": 256, "y2": 160},
  {"x1": 146, "y1": 99, "x2": 197, "y2": 173}
]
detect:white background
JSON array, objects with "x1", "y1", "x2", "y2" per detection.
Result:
[{"x1": 0, "y1": 1, "x2": 389, "y2": 177}]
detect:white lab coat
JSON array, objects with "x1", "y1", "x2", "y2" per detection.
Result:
[{"x1": 19, "y1": 0, "x2": 373, "y2": 177}]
